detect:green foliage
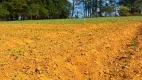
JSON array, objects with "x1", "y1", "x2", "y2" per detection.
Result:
[
  {"x1": 46, "y1": 0, "x2": 56, "y2": 18},
  {"x1": 39, "y1": 6, "x2": 48, "y2": 18},
  {"x1": 119, "y1": 0, "x2": 142, "y2": 15},
  {"x1": 46, "y1": 0, "x2": 70, "y2": 19},
  {"x1": 0, "y1": 4, "x2": 10, "y2": 17},
  {"x1": 102, "y1": 6, "x2": 115, "y2": 13},
  {"x1": 0, "y1": 0, "x2": 71, "y2": 20},
  {"x1": 9, "y1": 49, "x2": 23, "y2": 56},
  {"x1": 120, "y1": 6, "x2": 130, "y2": 16},
  {"x1": 128, "y1": 41, "x2": 136, "y2": 46},
  {"x1": 27, "y1": 4, "x2": 40, "y2": 17}
]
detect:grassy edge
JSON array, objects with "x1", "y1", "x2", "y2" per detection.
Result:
[{"x1": 0, "y1": 16, "x2": 142, "y2": 24}]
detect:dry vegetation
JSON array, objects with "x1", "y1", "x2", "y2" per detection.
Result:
[{"x1": 0, "y1": 19, "x2": 142, "y2": 80}]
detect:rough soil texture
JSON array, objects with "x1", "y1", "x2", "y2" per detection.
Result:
[{"x1": 0, "y1": 21, "x2": 142, "y2": 80}]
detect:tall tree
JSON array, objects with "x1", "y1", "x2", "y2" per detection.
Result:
[
  {"x1": 119, "y1": 0, "x2": 142, "y2": 14},
  {"x1": 0, "y1": 3, "x2": 9, "y2": 20},
  {"x1": 99, "y1": 0, "x2": 102, "y2": 17},
  {"x1": 27, "y1": 3, "x2": 40, "y2": 20}
]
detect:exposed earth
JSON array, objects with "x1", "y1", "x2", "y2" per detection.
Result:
[{"x1": 0, "y1": 21, "x2": 142, "y2": 80}]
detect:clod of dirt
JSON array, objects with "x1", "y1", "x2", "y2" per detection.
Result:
[{"x1": 35, "y1": 66, "x2": 42, "y2": 74}]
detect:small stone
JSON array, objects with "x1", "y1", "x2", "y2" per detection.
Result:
[
  {"x1": 137, "y1": 74, "x2": 140, "y2": 77},
  {"x1": 24, "y1": 52, "x2": 28, "y2": 56},
  {"x1": 37, "y1": 66, "x2": 41, "y2": 71}
]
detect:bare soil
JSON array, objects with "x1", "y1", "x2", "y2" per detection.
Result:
[{"x1": 0, "y1": 21, "x2": 142, "y2": 80}]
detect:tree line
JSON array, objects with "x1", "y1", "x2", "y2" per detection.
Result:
[
  {"x1": 0, "y1": 0, "x2": 142, "y2": 20},
  {"x1": 72, "y1": 0, "x2": 142, "y2": 18},
  {"x1": 0, "y1": 0, "x2": 71, "y2": 20}
]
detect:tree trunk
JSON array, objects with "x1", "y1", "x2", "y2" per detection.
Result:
[
  {"x1": 71, "y1": 0, "x2": 75, "y2": 18},
  {"x1": 31, "y1": 15, "x2": 32, "y2": 20},
  {"x1": 36, "y1": 16, "x2": 38, "y2": 19},
  {"x1": 84, "y1": 0, "x2": 86, "y2": 17},
  {"x1": 92, "y1": 0, "x2": 95, "y2": 17},
  {"x1": 140, "y1": 6, "x2": 142, "y2": 14},
  {"x1": 99, "y1": 0, "x2": 102, "y2": 17},
  {"x1": 95, "y1": 0, "x2": 98, "y2": 17}
]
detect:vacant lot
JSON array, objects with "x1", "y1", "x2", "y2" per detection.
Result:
[{"x1": 0, "y1": 17, "x2": 142, "y2": 80}]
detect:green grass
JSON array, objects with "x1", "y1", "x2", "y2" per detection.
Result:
[{"x1": 0, "y1": 16, "x2": 142, "y2": 24}]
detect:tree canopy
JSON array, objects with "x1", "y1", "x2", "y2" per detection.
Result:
[
  {"x1": 0, "y1": 0, "x2": 71, "y2": 20},
  {"x1": 119, "y1": 0, "x2": 142, "y2": 15}
]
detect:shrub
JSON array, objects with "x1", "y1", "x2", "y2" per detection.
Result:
[
  {"x1": 120, "y1": 6, "x2": 130, "y2": 16},
  {"x1": 133, "y1": 12, "x2": 140, "y2": 16}
]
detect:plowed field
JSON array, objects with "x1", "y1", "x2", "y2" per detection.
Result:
[{"x1": 0, "y1": 21, "x2": 142, "y2": 80}]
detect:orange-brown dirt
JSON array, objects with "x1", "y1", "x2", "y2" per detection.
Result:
[{"x1": 0, "y1": 21, "x2": 142, "y2": 80}]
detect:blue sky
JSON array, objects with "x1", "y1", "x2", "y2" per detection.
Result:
[{"x1": 116, "y1": 0, "x2": 119, "y2": 2}]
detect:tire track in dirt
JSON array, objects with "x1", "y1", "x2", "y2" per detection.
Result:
[{"x1": 109, "y1": 25, "x2": 142, "y2": 80}]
